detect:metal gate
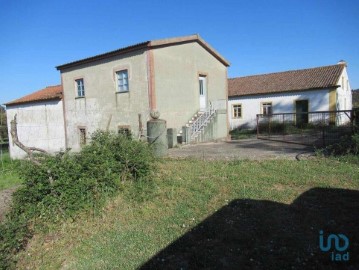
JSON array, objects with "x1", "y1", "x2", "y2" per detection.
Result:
[{"x1": 256, "y1": 110, "x2": 356, "y2": 147}]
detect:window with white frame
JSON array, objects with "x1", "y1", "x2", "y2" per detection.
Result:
[
  {"x1": 232, "y1": 104, "x2": 242, "y2": 118},
  {"x1": 262, "y1": 102, "x2": 272, "y2": 115},
  {"x1": 75, "y1": 79, "x2": 85, "y2": 97},
  {"x1": 116, "y1": 70, "x2": 129, "y2": 92}
]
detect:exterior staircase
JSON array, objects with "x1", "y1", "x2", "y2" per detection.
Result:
[{"x1": 180, "y1": 106, "x2": 217, "y2": 143}]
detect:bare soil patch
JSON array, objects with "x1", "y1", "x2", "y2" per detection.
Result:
[{"x1": 0, "y1": 187, "x2": 17, "y2": 222}]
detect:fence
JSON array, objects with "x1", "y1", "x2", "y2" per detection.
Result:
[{"x1": 256, "y1": 110, "x2": 357, "y2": 147}]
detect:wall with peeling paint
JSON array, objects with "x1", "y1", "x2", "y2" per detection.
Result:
[
  {"x1": 6, "y1": 100, "x2": 65, "y2": 158},
  {"x1": 61, "y1": 49, "x2": 150, "y2": 151}
]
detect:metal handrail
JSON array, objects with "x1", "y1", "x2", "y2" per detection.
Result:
[{"x1": 190, "y1": 106, "x2": 216, "y2": 140}]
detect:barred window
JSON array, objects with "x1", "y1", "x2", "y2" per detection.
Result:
[
  {"x1": 118, "y1": 126, "x2": 131, "y2": 138},
  {"x1": 79, "y1": 128, "x2": 86, "y2": 146}
]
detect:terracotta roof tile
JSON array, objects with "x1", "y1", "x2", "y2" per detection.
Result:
[
  {"x1": 229, "y1": 64, "x2": 345, "y2": 97},
  {"x1": 5, "y1": 85, "x2": 63, "y2": 106}
]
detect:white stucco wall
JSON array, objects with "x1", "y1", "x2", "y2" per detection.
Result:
[
  {"x1": 6, "y1": 100, "x2": 66, "y2": 159},
  {"x1": 335, "y1": 66, "x2": 352, "y2": 111},
  {"x1": 228, "y1": 89, "x2": 331, "y2": 130},
  {"x1": 229, "y1": 65, "x2": 353, "y2": 130}
]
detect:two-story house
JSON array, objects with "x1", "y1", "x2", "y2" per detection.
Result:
[{"x1": 6, "y1": 35, "x2": 230, "y2": 158}]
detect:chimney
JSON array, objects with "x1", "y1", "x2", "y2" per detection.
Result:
[{"x1": 337, "y1": 60, "x2": 347, "y2": 66}]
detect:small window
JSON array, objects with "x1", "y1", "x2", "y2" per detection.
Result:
[
  {"x1": 118, "y1": 126, "x2": 131, "y2": 138},
  {"x1": 262, "y1": 102, "x2": 272, "y2": 115},
  {"x1": 232, "y1": 104, "x2": 242, "y2": 118},
  {"x1": 75, "y1": 79, "x2": 85, "y2": 97},
  {"x1": 116, "y1": 70, "x2": 129, "y2": 92},
  {"x1": 79, "y1": 128, "x2": 86, "y2": 146}
]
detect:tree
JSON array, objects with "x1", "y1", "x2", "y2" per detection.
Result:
[{"x1": 352, "y1": 89, "x2": 359, "y2": 108}]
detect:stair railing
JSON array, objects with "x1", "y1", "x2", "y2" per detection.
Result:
[{"x1": 190, "y1": 104, "x2": 216, "y2": 140}]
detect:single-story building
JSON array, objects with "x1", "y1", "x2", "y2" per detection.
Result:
[
  {"x1": 5, "y1": 85, "x2": 66, "y2": 158},
  {"x1": 228, "y1": 61, "x2": 352, "y2": 130}
]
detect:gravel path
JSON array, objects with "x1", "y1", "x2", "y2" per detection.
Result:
[{"x1": 0, "y1": 187, "x2": 17, "y2": 222}]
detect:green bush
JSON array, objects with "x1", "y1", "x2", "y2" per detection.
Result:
[
  {"x1": 317, "y1": 133, "x2": 359, "y2": 160},
  {"x1": 229, "y1": 128, "x2": 256, "y2": 140},
  {"x1": 0, "y1": 130, "x2": 155, "y2": 269}
]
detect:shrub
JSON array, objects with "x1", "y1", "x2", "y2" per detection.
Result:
[
  {"x1": 0, "y1": 130, "x2": 155, "y2": 269},
  {"x1": 316, "y1": 133, "x2": 359, "y2": 162}
]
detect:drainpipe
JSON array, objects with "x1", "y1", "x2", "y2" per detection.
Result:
[{"x1": 146, "y1": 49, "x2": 156, "y2": 111}]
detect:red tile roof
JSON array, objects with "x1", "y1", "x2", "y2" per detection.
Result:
[
  {"x1": 228, "y1": 64, "x2": 345, "y2": 97},
  {"x1": 5, "y1": 85, "x2": 63, "y2": 106}
]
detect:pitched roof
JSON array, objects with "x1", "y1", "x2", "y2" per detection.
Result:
[
  {"x1": 5, "y1": 85, "x2": 63, "y2": 106},
  {"x1": 56, "y1": 34, "x2": 230, "y2": 70},
  {"x1": 228, "y1": 64, "x2": 345, "y2": 97}
]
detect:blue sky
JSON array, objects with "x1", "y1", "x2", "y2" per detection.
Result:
[{"x1": 0, "y1": 0, "x2": 358, "y2": 105}]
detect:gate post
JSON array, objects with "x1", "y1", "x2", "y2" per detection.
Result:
[{"x1": 256, "y1": 114, "x2": 259, "y2": 139}]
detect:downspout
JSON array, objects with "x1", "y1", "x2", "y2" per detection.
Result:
[
  {"x1": 60, "y1": 73, "x2": 68, "y2": 149},
  {"x1": 146, "y1": 49, "x2": 156, "y2": 111}
]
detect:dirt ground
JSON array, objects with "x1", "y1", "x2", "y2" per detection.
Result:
[
  {"x1": 0, "y1": 186, "x2": 17, "y2": 222},
  {"x1": 168, "y1": 138, "x2": 314, "y2": 160}
]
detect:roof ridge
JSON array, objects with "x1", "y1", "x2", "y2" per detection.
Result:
[
  {"x1": 57, "y1": 34, "x2": 230, "y2": 70},
  {"x1": 229, "y1": 64, "x2": 344, "y2": 80}
]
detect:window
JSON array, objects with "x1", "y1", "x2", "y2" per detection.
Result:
[
  {"x1": 262, "y1": 102, "x2": 272, "y2": 115},
  {"x1": 75, "y1": 79, "x2": 85, "y2": 97},
  {"x1": 199, "y1": 78, "x2": 204, "y2": 95},
  {"x1": 116, "y1": 70, "x2": 129, "y2": 92},
  {"x1": 79, "y1": 128, "x2": 86, "y2": 146},
  {"x1": 118, "y1": 126, "x2": 131, "y2": 138},
  {"x1": 232, "y1": 104, "x2": 242, "y2": 118}
]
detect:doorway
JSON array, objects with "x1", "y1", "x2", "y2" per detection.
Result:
[
  {"x1": 295, "y1": 100, "x2": 309, "y2": 125},
  {"x1": 199, "y1": 76, "x2": 207, "y2": 111}
]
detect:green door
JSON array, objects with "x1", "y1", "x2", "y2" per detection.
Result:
[{"x1": 296, "y1": 100, "x2": 309, "y2": 126}]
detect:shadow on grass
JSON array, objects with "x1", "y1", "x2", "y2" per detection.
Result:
[{"x1": 141, "y1": 188, "x2": 358, "y2": 269}]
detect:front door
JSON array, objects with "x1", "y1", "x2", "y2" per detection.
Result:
[
  {"x1": 295, "y1": 100, "x2": 309, "y2": 126},
  {"x1": 199, "y1": 76, "x2": 207, "y2": 111}
]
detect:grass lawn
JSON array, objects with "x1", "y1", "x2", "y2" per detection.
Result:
[
  {"x1": 16, "y1": 158, "x2": 359, "y2": 269},
  {"x1": 0, "y1": 150, "x2": 21, "y2": 191}
]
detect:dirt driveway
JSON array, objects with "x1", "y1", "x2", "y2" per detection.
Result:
[
  {"x1": 168, "y1": 138, "x2": 314, "y2": 160},
  {"x1": 0, "y1": 187, "x2": 17, "y2": 222}
]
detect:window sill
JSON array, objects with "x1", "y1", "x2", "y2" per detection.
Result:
[
  {"x1": 116, "y1": 91, "x2": 129, "y2": 94},
  {"x1": 75, "y1": 96, "x2": 85, "y2": 99}
]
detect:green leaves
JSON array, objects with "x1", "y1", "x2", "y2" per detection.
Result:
[{"x1": 0, "y1": 130, "x2": 155, "y2": 269}]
